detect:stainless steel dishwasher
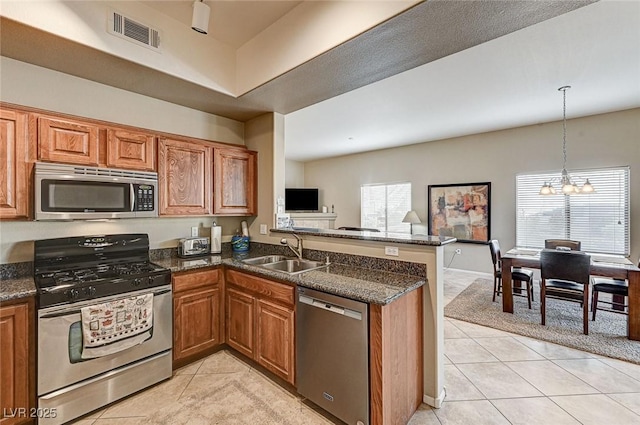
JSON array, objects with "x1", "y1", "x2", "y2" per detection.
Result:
[{"x1": 296, "y1": 287, "x2": 369, "y2": 425}]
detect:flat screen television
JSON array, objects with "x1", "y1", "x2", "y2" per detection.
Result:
[{"x1": 285, "y1": 188, "x2": 319, "y2": 212}]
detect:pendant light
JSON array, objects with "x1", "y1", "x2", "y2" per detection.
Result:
[
  {"x1": 192, "y1": 0, "x2": 210, "y2": 34},
  {"x1": 539, "y1": 86, "x2": 595, "y2": 195}
]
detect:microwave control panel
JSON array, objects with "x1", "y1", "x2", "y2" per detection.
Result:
[{"x1": 134, "y1": 184, "x2": 155, "y2": 211}]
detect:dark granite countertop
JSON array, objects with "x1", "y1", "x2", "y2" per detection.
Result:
[
  {"x1": 271, "y1": 227, "x2": 457, "y2": 246},
  {"x1": 0, "y1": 262, "x2": 36, "y2": 302},
  {"x1": 159, "y1": 251, "x2": 424, "y2": 305},
  {"x1": 152, "y1": 255, "x2": 224, "y2": 272},
  {"x1": 1, "y1": 248, "x2": 425, "y2": 306},
  {"x1": 0, "y1": 276, "x2": 37, "y2": 302}
]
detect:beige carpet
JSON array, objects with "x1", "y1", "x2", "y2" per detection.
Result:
[{"x1": 445, "y1": 278, "x2": 640, "y2": 364}]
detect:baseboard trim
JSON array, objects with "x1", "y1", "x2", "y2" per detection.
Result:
[
  {"x1": 445, "y1": 267, "x2": 493, "y2": 278},
  {"x1": 423, "y1": 388, "x2": 446, "y2": 408}
]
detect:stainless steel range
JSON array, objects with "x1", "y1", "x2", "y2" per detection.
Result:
[{"x1": 34, "y1": 234, "x2": 172, "y2": 425}]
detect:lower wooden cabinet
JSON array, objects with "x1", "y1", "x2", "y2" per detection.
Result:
[
  {"x1": 226, "y1": 287, "x2": 255, "y2": 359},
  {"x1": 225, "y1": 270, "x2": 295, "y2": 384},
  {"x1": 0, "y1": 298, "x2": 34, "y2": 425},
  {"x1": 256, "y1": 298, "x2": 295, "y2": 384},
  {"x1": 172, "y1": 268, "x2": 223, "y2": 368}
]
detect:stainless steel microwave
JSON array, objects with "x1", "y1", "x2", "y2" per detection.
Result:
[{"x1": 35, "y1": 162, "x2": 158, "y2": 220}]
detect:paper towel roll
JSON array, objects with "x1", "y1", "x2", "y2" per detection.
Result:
[
  {"x1": 211, "y1": 226, "x2": 222, "y2": 253},
  {"x1": 241, "y1": 220, "x2": 249, "y2": 237}
]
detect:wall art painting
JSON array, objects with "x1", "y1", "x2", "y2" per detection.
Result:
[{"x1": 428, "y1": 182, "x2": 491, "y2": 243}]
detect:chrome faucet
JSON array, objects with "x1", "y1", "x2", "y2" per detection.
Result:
[{"x1": 281, "y1": 234, "x2": 303, "y2": 260}]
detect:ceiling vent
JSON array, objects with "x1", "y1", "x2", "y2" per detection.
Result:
[{"x1": 108, "y1": 10, "x2": 161, "y2": 52}]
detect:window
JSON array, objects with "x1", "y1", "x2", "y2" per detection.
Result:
[
  {"x1": 516, "y1": 167, "x2": 630, "y2": 255},
  {"x1": 361, "y1": 182, "x2": 411, "y2": 233}
]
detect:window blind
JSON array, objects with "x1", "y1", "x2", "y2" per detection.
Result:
[
  {"x1": 516, "y1": 167, "x2": 630, "y2": 255},
  {"x1": 361, "y1": 182, "x2": 411, "y2": 233}
]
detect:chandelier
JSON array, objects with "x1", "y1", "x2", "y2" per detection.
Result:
[{"x1": 539, "y1": 86, "x2": 595, "y2": 195}]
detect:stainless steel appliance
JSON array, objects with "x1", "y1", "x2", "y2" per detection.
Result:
[
  {"x1": 35, "y1": 162, "x2": 158, "y2": 221},
  {"x1": 34, "y1": 234, "x2": 172, "y2": 425},
  {"x1": 178, "y1": 237, "x2": 210, "y2": 258},
  {"x1": 296, "y1": 287, "x2": 369, "y2": 425}
]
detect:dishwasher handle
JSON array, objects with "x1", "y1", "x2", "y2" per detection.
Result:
[{"x1": 298, "y1": 294, "x2": 362, "y2": 320}]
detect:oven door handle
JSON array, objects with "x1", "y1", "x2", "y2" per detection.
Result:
[
  {"x1": 40, "y1": 289, "x2": 172, "y2": 318},
  {"x1": 41, "y1": 310, "x2": 81, "y2": 318}
]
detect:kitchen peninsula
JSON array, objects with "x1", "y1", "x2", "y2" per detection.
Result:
[{"x1": 1, "y1": 228, "x2": 453, "y2": 423}]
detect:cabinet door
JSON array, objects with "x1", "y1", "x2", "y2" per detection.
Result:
[
  {"x1": 0, "y1": 303, "x2": 30, "y2": 425},
  {"x1": 0, "y1": 109, "x2": 29, "y2": 219},
  {"x1": 213, "y1": 148, "x2": 257, "y2": 215},
  {"x1": 38, "y1": 116, "x2": 99, "y2": 165},
  {"x1": 158, "y1": 138, "x2": 211, "y2": 215},
  {"x1": 226, "y1": 287, "x2": 255, "y2": 359},
  {"x1": 174, "y1": 287, "x2": 221, "y2": 362},
  {"x1": 106, "y1": 129, "x2": 155, "y2": 171},
  {"x1": 256, "y1": 298, "x2": 295, "y2": 384}
]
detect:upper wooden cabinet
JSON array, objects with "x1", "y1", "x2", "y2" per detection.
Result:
[
  {"x1": 214, "y1": 148, "x2": 257, "y2": 216},
  {"x1": 106, "y1": 129, "x2": 155, "y2": 171},
  {"x1": 0, "y1": 109, "x2": 30, "y2": 219},
  {"x1": 158, "y1": 138, "x2": 212, "y2": 216},
  {"x1": 1, "y1": 103, "x2": 259, "y2": 218},
  {"x1": 37, "y1": 116, "x2": 100, "y2": 166}
]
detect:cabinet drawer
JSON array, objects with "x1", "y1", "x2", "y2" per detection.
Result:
[
  {"x1": 226, "y1": 269, "x2": 294, "y2": 307},
  {"x1": 173, "y1": 268, "x2": 220, "y2": 293}
]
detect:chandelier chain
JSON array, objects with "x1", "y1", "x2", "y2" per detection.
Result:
[{"x1": 562, "y1": 86, "x2": 568, "y2": 170}]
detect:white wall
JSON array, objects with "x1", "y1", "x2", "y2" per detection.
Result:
[
  {"x1": 1, "y1": 0, "x2": 236, "y2": 95},
  {"x1": 2, "y1": 1, "x2": 418, "y2": 96},
  {"x1": 0, "y1": 57, "x2": 244, "y2": 144},
  {"x1": 235, "y1": 1, "x2": 419, "y2": 94},
  {"x1": 244, "y1": 113, "x2": 277, "y2": 244},
  {"x1": 285, "y1": 159, "x2": 305, "y2": 187},
  {"x1": 0, "y1": 57, "x2": 248, "y2": 264},
  {"x1": 302, "y1": 108, "x2": 640, "y2": 273},
  {"x1": 0, "y1": 217, "x2": 242, "y2": 264}
]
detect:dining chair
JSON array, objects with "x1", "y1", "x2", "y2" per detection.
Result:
[
  {"x1": 544, "y1": 239, "x2": 582, "y2": 251},
  {"x1": 488, "y1": 240, "x2": 534, "y2": 309},
  {"x1": 540, "y1": 249, "x2": 592, "y2": 335},
  {"x1": 591, "y1": 258, "x2": 636, "y2": 320}
]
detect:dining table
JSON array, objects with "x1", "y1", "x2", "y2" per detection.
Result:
[{"x1": 501, "y1": 248, "x2": 640, "y2": 341}]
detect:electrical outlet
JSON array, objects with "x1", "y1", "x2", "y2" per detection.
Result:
[
  {"x1": 191, "y1": 226, "x2": 199, "y2": 237},
  {"x1": 455, "y1": 248, "x2": 462, "y2": 255},
  {"x1": 259, "y1": 224, "x2": 268, "y2": 235},
  {"x1": 385, "y1": 246, "x2": 399, "y2": 256}
]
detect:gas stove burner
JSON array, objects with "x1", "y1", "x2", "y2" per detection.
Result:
[
  {"x1": 74, "y1": 269, "x2": 98, "y2": 281},
  {"x1": 34, "y1": 234, "x2": 171, "y2": 308},
  {"x1": 96, "y1": 264, "x2": 111, "y2": 273},
  {"x1": 114, "y1": 263, "x2": 149, "y2": 275},
  {"x1": 53, "y1": 272, "x2": 74, "y2": 284}
]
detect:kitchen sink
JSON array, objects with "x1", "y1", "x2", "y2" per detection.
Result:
[
  {"x1": 242, "y1": 256, "x2": 328, "y2": 275},
  {"x1": 262, "y1": 259, "x2": 328, "y2": 274},
  {"x1": 242, "y1": 255, "x2": 291, "y2": 265}
]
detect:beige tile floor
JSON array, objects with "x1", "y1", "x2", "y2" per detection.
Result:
[{"x1": 71, "y1": 268, "x2": 640, "y2": 424}]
